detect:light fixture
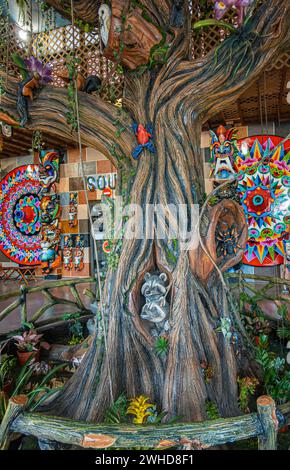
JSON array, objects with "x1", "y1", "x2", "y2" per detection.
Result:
[{"x1": 18, "y1": 28, "x2": 29, "y2": 41}]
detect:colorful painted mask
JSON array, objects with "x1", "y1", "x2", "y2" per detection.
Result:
[
  {"x1": 210, "y1": 125, "x2": 238, "y2": 181},
  {"x1": 39, "y1": 150, "x2": 59, "y2": 192}
]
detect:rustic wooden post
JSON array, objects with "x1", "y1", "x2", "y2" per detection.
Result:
[
  {"x1": 0, "y1": 395, "x2": 28, "y2": 450},
  {"x1": 257, "y1": 396, "x2": 278, "y2": 450},
  {"x1": 20, "y1": 285, "x2": 27, "y2": 325}
]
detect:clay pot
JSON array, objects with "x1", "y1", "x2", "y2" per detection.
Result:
[
  {"x1": 279, "y1": 425, "x2": 289, "y2": 433},
  {"x1": 17, "y1": 350, "x2": 40, "y2": 366}
]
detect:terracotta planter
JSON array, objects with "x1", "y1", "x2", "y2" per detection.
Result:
[
  {"x1": 17, "y1": 350, "x2": 40, "y2": 366},
  {"x1": 279, "y1": 425, "x2": 289, "y2": 433}
]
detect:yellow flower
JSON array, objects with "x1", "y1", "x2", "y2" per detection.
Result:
[{"x1": 126, "y1": 395, "x2": 154, "y2": 424}]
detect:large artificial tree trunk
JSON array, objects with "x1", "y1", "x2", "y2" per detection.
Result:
[{"x1": 0, "y1": 0, "x2": 289, "y2": 422}]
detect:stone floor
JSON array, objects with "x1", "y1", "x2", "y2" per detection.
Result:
[{"x1": 0, "y1": 279, "x2": 96, "y2": 334}]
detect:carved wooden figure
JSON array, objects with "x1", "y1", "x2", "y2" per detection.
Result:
[
  {"x1": 39, "y1": 150, "x2": 62, "y2": 276},
  {"x1": 74, "y1": 235, "x2": 84, "y2": 272},
  {"x1": 69, "y1": 193, "x2": 78, "y2": 228},
  {"x1": 63, "y1": 235, "x2": 74, "y2": 271},
  {"x1": 100, "y1": 0, "x2": 163, "y2": 70}
]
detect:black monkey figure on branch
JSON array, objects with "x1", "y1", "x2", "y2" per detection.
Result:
[{"x1": 170, "y1": 0, "x2": 185, "y2": 28}]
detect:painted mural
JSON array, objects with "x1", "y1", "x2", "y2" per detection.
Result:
[
  {"x1": 210, "y1": 130, "x2": 290, "y2": 267},
  {"x1": 0, "y1": 165, "x2": 41, "y2": 265},
  {"x1": 236, "y1": 135, "x2": 290, "y2": 266}
]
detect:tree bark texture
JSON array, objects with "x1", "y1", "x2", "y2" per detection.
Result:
[{"x1": 0, "y1": 0, "x2": 289, "y2": 422}]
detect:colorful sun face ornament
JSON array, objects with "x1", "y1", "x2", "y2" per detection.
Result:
[
  {"x1": 210, "y1": 125, "x2": 238, "y2": 181},
  {"x1": 236, "y1": 135, "x2": 290, "y2": 266}
]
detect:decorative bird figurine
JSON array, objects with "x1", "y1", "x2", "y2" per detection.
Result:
[
  {"x1": 98, "y1": 4, "x2": 111, "y2": 47},
  {"x1": 132, "y1": 123, "x2": 155, "y2": 160}
]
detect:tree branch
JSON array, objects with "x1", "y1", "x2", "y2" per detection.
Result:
[
  {"x1": 45, "y1": 0, "x2": 174, "y2": 28},
  {"x1": 154, "y1": 0, "x2": 290, "y2": 122},
  {"x1": 0, "y1": 71, "x2": 135, "y2": 169},
  {"x1": 45, "y1": 0, "x2": 100, "y2": 25}
]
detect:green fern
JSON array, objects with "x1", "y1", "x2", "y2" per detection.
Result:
[
  {"x1": 205, "y1": 401, "x2": 219, "y2": 420},
  {"x1": 155, "y1": 336, "x2": 169, "y2": 357},
  {"x1": 104, "y1": 393, "x2": 128, "y2": 424}
]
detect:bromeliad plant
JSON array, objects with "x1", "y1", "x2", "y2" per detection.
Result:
[
  {"x1": 12, "y1": 329, "x2": 49, "y2": 353},
  {"x1": 12, "y1": 329, "x2": 50, "y2": 366},
  {"x1": 105, "y1": 393, "x2": 180, "y2": 426},
  {"x1": 126, "y1": 395, "x2": 155, "y2": 424}
]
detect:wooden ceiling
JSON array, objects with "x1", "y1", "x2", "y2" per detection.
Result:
[
  {"x1": 206, "y1": 64, "x2": 290, "y2": 129},
  {"x1": 0, "y1": 127, "x2": 75, "y2": 159}
]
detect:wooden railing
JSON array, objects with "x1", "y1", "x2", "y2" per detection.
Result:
[
  {"x1": 0, "y1": 395, "x2": 289, "y2": 450},
  {"x1": 0, "y1": 278, "x2": 96, "y2": 342},
  {"x1": 225, "y1": 272, "x2": 290, "y2": 305}
]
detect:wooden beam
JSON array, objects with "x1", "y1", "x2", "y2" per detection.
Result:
[
  {"x1": 10, "y1": 410, "x2": 261, "y2": 449},
  {"x1": 257, "y1": 396, "x2": 278, "y2": 450},
  {"x1": 0, "y1": 395, "x2": 28, "y2": 450}
]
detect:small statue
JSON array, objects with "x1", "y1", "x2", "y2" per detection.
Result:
[
  {"x1": 56, "y1": 67, "x2": 102, "y2": 94},
  {"x1": 170, "y1": 0, "x2": 185, "y2": 28},
  {"x1": 40, "y1": 233, "x2": 62, "y2": 275},
  {"x1": 39, "y1": 150, "x2": 60, "y2": 193},
  {"x1": 13, "y1": 55, "x2": 52, "y2": 126},
  {"x1": 40, "y1": 195, "x2": 61, "y2": 225},
  {"x1": 69, "y1": 193, "x2": 78, "y2": 228},
  {"x1": 99, "y1": 4, "x2": 111, "y2": 48},
  {"x1": 74, "y1": 235, "x2": 84, "y2": 271},
  {"x1": 216, "y1": 222, "x2": 242, "y2": 257},
  {"x1": 141, "y1": 272, "x2": 170, "y2": 337},
  {"x1": 132, "y1": 123, "x2": 155, "y2": 160},
  {"x1": 63, "y1": 235, "x2": 73, "y2": 270}
]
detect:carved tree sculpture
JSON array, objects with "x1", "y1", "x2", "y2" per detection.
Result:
[
  {"x1": 0, "y1": 0, "x2": 289, "y2": 423},
  {"x1": 102, "y1": 0, "x2": 164, "y2": 69}
]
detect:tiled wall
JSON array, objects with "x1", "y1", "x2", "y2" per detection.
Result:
[
  {"x1": 58, "y1": 147, "x2": 115, "y2": 278},
  {"x1": 0, "y1": 147, "x2": 115, "y2": 278}
]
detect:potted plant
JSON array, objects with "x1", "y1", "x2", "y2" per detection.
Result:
[{"x1": 12, "y1": 329, "x2": 50, "y2": 366}]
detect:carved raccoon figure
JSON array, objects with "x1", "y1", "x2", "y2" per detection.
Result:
[{"x1": 141, "y1": 272, "x2": 170, "y2": 337}]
